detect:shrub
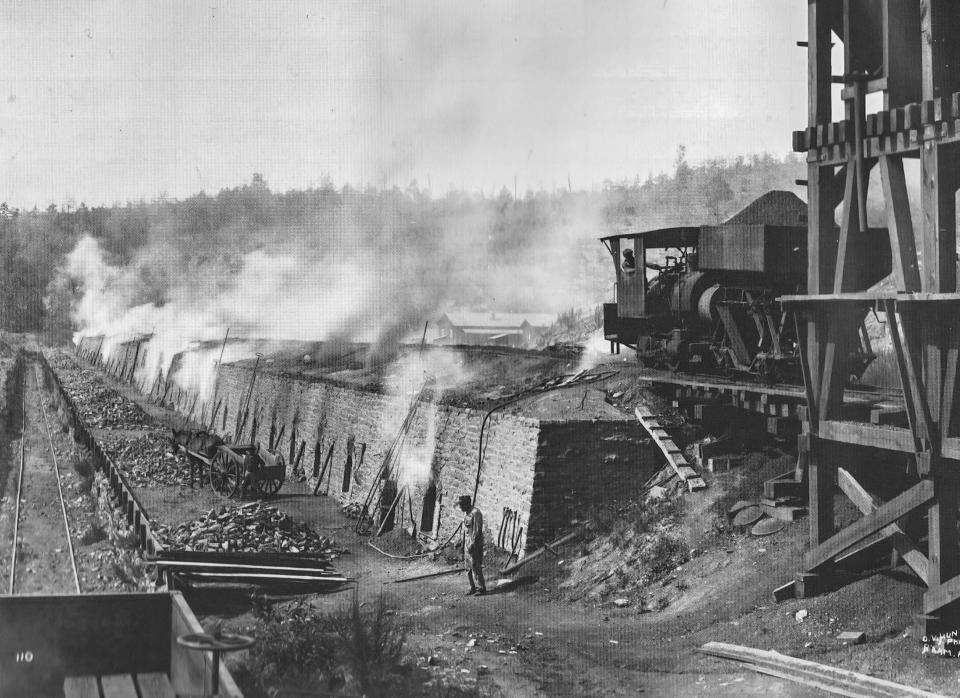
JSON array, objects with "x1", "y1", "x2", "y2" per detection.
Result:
[
  {"x1": 329, "y1": 593, "x2": 407, "y2": 697},
  {"x1": 73, "y1": 454, "x2": 93, "y2": 479},
  {"x1": 237, "y1": 599, "x2": 336, "y2": 697},
  {"x1": 643, "y1": 530, "x2": 690, "y2": 580},
  {"x1": 79, "y1": 524, "x2": 106, "y2": 545},
  {"x1": 235, "y1": 595, "x2": 418, "y2": 698},
  {"x1": 76, "y1": 475, "x2": 93, "y2": 495}
]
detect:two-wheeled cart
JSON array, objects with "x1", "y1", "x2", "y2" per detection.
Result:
[{"x1": 177, "y1": 442, "x2": 286, "y2": 499}]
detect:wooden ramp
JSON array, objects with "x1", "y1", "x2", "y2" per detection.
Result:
[{"x1": 635, "y1": 408, "x2": 706, "y2": 491}]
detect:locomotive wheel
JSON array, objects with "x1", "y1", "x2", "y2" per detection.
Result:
[{"x1": 210, "y1": 450, "x2": 241, "y2": 498}]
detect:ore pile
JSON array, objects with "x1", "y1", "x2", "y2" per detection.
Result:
[
  {"x1": 68, "y1": 382, "x2": 151, "y2": 429},
  {"x1": 156, "y1": 502, "x2": 346, "y2": 556},
  {"x1": 49, "y1": 355, "x2": 151, "y2": 429},
  {"x1": 98, "y1": 430, "x2": 192, "y2": 487}
]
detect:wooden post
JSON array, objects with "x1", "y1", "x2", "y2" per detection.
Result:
[
  {"x1": 920, "y1": 1, "x2": 960, "y2": 593},
  {"x1": 879, "y1": 155, "x2": 921, "y2": 292}
]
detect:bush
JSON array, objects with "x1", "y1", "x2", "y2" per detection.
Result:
[
  {"x1": 235, "y1": 595, "x2": 415, "y2": 698},
  {"x1": 236, "y1": 599, "x2": 337, "y2": 697},
  {"x1": 79, "y1": 524, "x2": 106, "y2": 545},
  {"x1": 73, "y1": 454, "x2": 93, "y2": 479},
  {"x1": 76, "y1": 475, "x2": 94, "y2": 495},
  {"x1": 597, "y1": 495, "x2": 684, "y2": 547},
  {"x1": 643, "y1": 530, "x2": 690, "y2": 580},
  {"x1": 329, "y1": 593, "x2": 407, "y2": 697}
]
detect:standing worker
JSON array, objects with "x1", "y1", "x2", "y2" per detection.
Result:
[{"x1": 459, "y1": 495, "x2": 487, "y2": 596}]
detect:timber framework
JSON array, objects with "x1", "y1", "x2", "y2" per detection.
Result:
[{"x1": 784, "y1": 1, "x2": 960, "y2": 635}]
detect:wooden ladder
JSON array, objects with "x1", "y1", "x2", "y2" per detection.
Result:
[{"x1": 635, "y1": 408, "x2": 706, "y2": 492}]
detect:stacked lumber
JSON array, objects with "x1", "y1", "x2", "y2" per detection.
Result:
[
  {"x1": 635, "y1": 408, "x2": 706, "y2": 491},
  {"x1": 154, "y1": 502, "x2": 346, "y2": 556},
  {"x1": 698, "y1": 641, "x2": 947, "y2": 697},
  {"x1": 149, "y1": 550, "x2": 349, "y2": 586}
]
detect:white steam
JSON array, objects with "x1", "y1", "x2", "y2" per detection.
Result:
[{"x1": 380, "y1": 349, "x2": 475, "y2": 489}]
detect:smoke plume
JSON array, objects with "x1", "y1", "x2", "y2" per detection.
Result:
[{"x1": 54, "y1": 183, "x2": 609, "y2": 404}]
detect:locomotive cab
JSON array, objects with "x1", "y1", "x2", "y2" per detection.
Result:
[{"x1": 601, "y1": 226, "x2": 700, "y2": 353}]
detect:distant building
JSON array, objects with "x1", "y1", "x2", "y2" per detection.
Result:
[{"x1": 434, "y1": 311, "x2": 557, "y2": 348}]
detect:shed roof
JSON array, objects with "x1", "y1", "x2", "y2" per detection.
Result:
[{"x1": 441, "y1": 311, "x2": 557, "y2": 329}]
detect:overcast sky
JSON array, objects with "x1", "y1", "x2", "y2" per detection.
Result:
[{"x1": 0, "y1": 0, "x2": 808, "y2": 208}]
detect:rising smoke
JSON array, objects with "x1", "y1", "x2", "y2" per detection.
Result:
[{"x1": 55, "y1": 183, "x2": 610, "y2": 408}]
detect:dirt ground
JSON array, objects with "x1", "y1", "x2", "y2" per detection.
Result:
[{"x1": 44, "y1": 350, "x2": 960, "y2": 697}]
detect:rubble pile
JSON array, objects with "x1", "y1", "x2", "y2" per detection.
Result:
[
  {"x1": 156, "y1": 502, "x2": 346, "y2": 556},
  {"x1": 98, "y1": 430, "x2": 192, "y2": 487}
]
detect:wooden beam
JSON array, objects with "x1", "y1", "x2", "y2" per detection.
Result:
[
  {"x1": 879, "y1": 155, "x2": 921, "y2": 292},
  {"x1": 818, "y1": 419, "x2": 914, "y2": 452},
  {"x1": 837, "y1": 468, "x2": 929, "y2": 584},
  {"x1": 698, "y1": 641, "x2": 946, "y2": 698},
  {"x1": 817, "y1": 307, "x2": 854, "y2": 421},
  {"x1": 807, "y1": 439, "x2": 835, "y2": 547},
  {"x1": 925, "y1": 572, "x2": 960, "y2": 614},
  {"x1": 805, "y1": 0, "x2": 841, "y2": 396},
  {"x1": 885, "y1": 300, "x2": 922, "y2": 454},
  {"x1": 803, "y1": 479, "x2": 935, "y2": 571},
  {"x1": 928, "y1": 468, "x2": 960, "y2": 588},
  {"x1": 832, "y1": 164, "x2": 862, "y2": 294},
  {"x1": 920, "y1": 138, "x2": 959, "y2": 296},
  {"x1": 793, "y1": 313, "x2": 818, "y2": 426},
  {"x1": 899, "y1": 309, "x2": 939, "y2": 450},
  {"x1": 808, "y1": 0, "x2": 832, "y2": 128},
  {"x1": 941, "y1": 322, "x2": 960, "y2": 443}
]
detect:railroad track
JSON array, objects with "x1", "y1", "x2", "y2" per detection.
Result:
[{"x1": 6, "y1": 360, "x2": 80, "y2": 595}]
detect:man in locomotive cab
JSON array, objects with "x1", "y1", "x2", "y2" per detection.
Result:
[{"x1": 621, "y1": 248, "x2": 637, "y2": 275}]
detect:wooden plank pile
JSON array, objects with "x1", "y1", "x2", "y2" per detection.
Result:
[
  {"x1": 698, "y1": 641, "x2": 947, "y2": 697},
  {"x1": 148, "y1": 550, "x2": 349, "y2": 587},
  {"x1": 154, "y1": 502, "x2": 347, "y2": 556}
]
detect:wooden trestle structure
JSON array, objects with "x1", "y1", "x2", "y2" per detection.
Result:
[{"x1": 784, "y1": 1, "x2": 960, "y2": 634}]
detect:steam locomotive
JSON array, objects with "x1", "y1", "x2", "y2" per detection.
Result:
[{"x1": 601, "y1": 191, "x2": 890, "y2": 383}]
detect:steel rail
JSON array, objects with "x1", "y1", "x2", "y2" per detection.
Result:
[
  {"x1": 16, "y1": 362, "x2": 82, "y2": 594},
  {"x1": 7, "y1": 364, "x2": 26, "y2": 595}
]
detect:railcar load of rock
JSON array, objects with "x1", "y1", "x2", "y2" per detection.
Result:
[
  {"x1": 154, "y1": 502, "x2": 346, "y2": 557},
  {"x1": 96, "y1": 430, "x2": 192, "y2": 487},
  {"x1": 48, "y1": 354, "x2": 151, "y2": 429}
]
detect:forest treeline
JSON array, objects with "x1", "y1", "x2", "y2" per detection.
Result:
[{"x1": 0, "y1": 149, "x2": 805, "y2": 342}]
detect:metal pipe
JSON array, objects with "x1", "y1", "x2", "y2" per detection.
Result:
[{"x1": 499, "y1": 529, "x2": 581, "y2": 576}]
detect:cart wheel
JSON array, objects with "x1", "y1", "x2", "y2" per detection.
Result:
[
  {"x1": 260, "y1": 477, "x2": 283, "y2": 496},
  {"x1": 210, "y1": 451, "x2": 241, "y2": 498}
]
